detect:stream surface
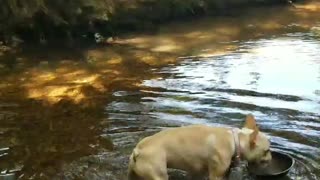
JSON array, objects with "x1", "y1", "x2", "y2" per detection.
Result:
[{"x1": 0, "y1": 2, "x2": 319, "y2": 180}]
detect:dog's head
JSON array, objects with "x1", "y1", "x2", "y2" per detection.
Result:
[{"x1": 241, "y1": 114, "x2": 272, "y2": 165}]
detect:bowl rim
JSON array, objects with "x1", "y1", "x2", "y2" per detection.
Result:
[{"x1": 247, "y1": 151, "x2": 295, "y2": 176}]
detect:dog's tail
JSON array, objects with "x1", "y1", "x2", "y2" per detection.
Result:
[{"x1": 128, "y1": 148, "x2": 140, "y2": 180}]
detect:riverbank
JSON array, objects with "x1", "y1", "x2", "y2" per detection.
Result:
[{"x1": 0, "y1": 0, "x2": 297, "y2": 46}]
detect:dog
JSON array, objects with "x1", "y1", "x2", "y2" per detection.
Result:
[{"x1": 128, "y1": 114, "x2": 272, "y2": 180}]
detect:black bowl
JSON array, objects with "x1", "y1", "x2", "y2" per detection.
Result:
[{"x1": 247, "y1": 151, "x2": 295, "y2": 178}]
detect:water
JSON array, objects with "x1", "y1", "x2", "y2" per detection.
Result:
[
  {"x1": 0, "y1": 2, "x2": 320, "y2": 180},
  {"x1": 140, "y1": 35, "x2": 320, "y2": 179}
]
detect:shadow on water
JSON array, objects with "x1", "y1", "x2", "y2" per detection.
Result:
[{"x1": 0, "y1": 1, "x2": 320, "y2": 180}]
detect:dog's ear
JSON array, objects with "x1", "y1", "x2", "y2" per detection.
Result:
[
  {"x1": 249, "y1": 126, "x2": 259, "y2": 149},
  {"x1": 244, "y1": 114, "x2": 257, "y2": 130}
]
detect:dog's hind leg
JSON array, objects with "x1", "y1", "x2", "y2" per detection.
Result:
[
  {"x1": 128, "y1": 148, "x2": 168, "y2": 180},
  {"x1": 139, "y1": 165, "x2": 168, "y2": 180},
  {"x1": 147, "y1": 173, "x2": 168, "y2": 180},
  {"x1": 128, "y1": 169, "x2": 142, "y2": 180},
  {"x1": 141, "y1": 162, "x2": 168, "y2": 180},
  {"x1": 128, "y1": 149, "x2": 143, "y2": 180},
  {"x1": 130, "y1": 167, "x2": 168, "y2": 180}
]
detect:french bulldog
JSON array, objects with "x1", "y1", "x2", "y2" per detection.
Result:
[{"x1": 128, "y1": 114, "x2": 271, "y2": 180}]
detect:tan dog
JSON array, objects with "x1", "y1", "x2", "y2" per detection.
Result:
[{"x1": 128, "y1": 114, "x2": 272, "y2": 180}]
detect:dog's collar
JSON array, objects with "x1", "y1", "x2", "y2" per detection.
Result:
[{"x1": 231, "y1": 128, "x2": 241, "y2": 162}]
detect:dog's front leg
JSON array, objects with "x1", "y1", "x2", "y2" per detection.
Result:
[
  {"x1": 208, "y1": 158, "x2": 231, "y2": 180},
  {"x1": 208, "y1": 167, "x2": 228, "y2": 180}
]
